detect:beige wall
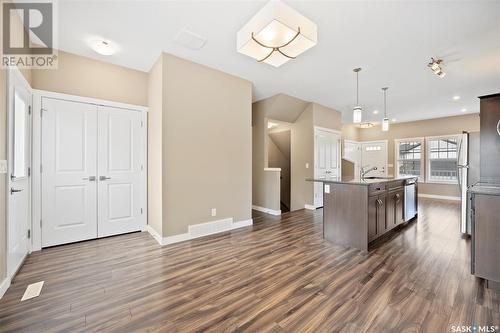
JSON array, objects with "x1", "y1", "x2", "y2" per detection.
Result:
[
  {"x1": 341, "y1": 124, "x2": 360, "y2": 141},
  {"x1": 32, "y1": 51, "x2": 148, "y2": 106},
  {"x1": 252, "y1": 98, "x2": 278, "y2": 210},
  {"x1": 313, "y1": 103, "x2": 342, "y2": 130},
  {"x1": 357, "y1": 113, "x2": 480, "y2": 197},
  {"x1": 147, "y1": 56, "x2": 164, "y2": 236},
  {"x1": 160, "y1": 53, "x2": 252, "y2": 237},
  {"x1": 290, "y1": 104, "x2": 314, "y2": 210}
]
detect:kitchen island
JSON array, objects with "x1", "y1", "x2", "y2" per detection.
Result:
[{"x1": 308, "y1": 176, "x2": 418, "y2": 251}]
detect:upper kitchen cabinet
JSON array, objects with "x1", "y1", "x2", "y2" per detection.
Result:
[{"x1": 479, "y1": 93, "x2": 500, "y2": 184}]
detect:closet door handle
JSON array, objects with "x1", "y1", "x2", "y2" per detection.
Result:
[
  {"x1": 82, "y1": 176, "x2": 96, "y2": 181},
  {"x1": 10, "y1": 188, "x2": 23, "y2": 195},
  {"x1": 99, "y1": 176, "x2": 111, "y2": 181}
]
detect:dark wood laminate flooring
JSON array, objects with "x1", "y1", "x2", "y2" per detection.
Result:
[{"x1": 1, "y1": 198, "x2": 499, "y2": 332}]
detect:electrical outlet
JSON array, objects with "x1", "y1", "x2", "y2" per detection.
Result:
[
  {"x1": 0, "y1": 160, "x2": 7, "y2": 174},
  {"x1": 211, "y1": 208, "x2": 217, "y2": 217}
]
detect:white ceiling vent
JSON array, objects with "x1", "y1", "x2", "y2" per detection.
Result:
[{"x1": 174, "y1": 29, "x2": 207, "y2": 50}]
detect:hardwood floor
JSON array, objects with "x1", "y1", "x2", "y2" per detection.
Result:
[{"x1": 1, "y1": 198, "x2": 499, "y2": 332}]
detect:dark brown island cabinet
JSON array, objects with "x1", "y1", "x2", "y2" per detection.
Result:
[
  {"x1": 468, "y1": 93, "x2": 500, "y2": 291},
  {"x1": 309, "y1": 177, "x2": 418, "y2": 252}
]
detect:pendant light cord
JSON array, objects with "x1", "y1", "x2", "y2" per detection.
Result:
[
  {"x1": 383, "y1": 87, "x2": 388, "y2": 118},
  {"x1": 384, "y1": 89, "x2": 386, "y2": 118},
  {"x1": 356, "y1": 71, "x2": 359, "y2": 105}
]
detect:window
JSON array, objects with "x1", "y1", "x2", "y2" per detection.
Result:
[
  {"x1": 396, "y1": 139, "x2": 423, "y2": 179},
  {"x1": 426, "y1": 136, "x2": 458, "y2": 183},
  {"x1": 13, "y1": 90, "x2": 27, "y2": 179}
]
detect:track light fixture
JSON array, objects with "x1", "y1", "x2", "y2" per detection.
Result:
[{"x1": 428, "y1": 58, "x2": 445, "y2": 78}]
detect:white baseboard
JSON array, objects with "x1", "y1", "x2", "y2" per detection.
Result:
[
  {"x1": 252, "y1": 205, "x2": 281, "y2": 215},
  {"x1": 148, "y1": 217, "x2": 253, "y2": 246},
  {"x1": 163, "y1": 232, "x2": 191, "y2": 245},
  {"x1": 0, "y1": 276, "x2": 11, "y2": 299},
  {"x1": 304, "y1": 204, "x2": 317, "y2": 210},
  {"x1": 418, "y1": 193, "x2": 461, "y2": 201},
  {"x1": 146, "y1": 225, "x2": 163, "y2": 246}
]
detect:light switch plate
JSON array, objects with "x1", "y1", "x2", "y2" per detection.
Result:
[
  {"x1": 211, "y1": 208, "x2": 216, "y2": 217},
  {"x1": 324, "y1": 185, "x2": 330, "y2": 193},
  {"x1": 305, "y1": 163, "x2": 309, "y2": 169},
  {"x1": 0, "y1": 160, "x2": 7, "y2": 174}
]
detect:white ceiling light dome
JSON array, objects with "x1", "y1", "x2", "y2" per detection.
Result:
[
  {"x1": 88, "y1": 38, "x2": 118, "y2": 56},
  {"x1": 237, "y1": 0, "x2": 317, "y2": 67}
]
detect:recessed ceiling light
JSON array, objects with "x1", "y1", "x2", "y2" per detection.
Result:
[
  {"x1": 89, "y1": 39, "x2": 117, "y2": 56},
  {"x1": 391, "y1": 118, "x2": 397, "y2": 122},
  {"x1": 373, "y1": 110, "x2": 379, "y2": 114},
  {"x1": 461, "y1": 108, "x2": 467, "y2": 112},
  {"x1": 453, "y1": 95, "x2": 461, "y2": 100}
]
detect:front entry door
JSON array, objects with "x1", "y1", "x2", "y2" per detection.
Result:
[
  {"x1": 97, "y1": 106, "x2": 143, "y2": 237},
  {"x1": 361, "y1": 141, "x2": 388, "y2": 177},
  {"x1": 7, "y1": 69, "x2": 31, "y2": 277},
  {"x1": 41, "y1": 98, "x2": 98, "y2": 247}
]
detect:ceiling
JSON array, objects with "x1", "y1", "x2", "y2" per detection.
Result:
[{"x1": 57, "y1": 1, "x2": 500, "y2": 124}]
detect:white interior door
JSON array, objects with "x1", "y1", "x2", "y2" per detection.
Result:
[
  {"x1": 7, "y1": 69, "x2": 31, "y2": 277},
  {"x1": 361, "y1": 141, "x2": 388, "y2": 177},
  {"x1": 97, "y1": 106, "x2": 143, "y2": 237},
  {"x1": 314, "y1": 129, "x2": 340, "y2": 207},
  {"x1": 41, "y1": 98, "x2": 98, "y2": 247}
]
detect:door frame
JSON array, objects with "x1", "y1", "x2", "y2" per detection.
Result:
[
  {"x1": 6, "y1": 67, "x2": 32, "y2": 278},
  {"x1": 32, "y1": 89, "x2": 148, "y2": 251},
  {"x1": 313, "y1": 126, "x2": 341, "y2": 208}
]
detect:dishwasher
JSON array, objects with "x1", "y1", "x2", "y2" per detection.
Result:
[{"x1": 404, "y1": 179, "x2": 417, "y2": 221}]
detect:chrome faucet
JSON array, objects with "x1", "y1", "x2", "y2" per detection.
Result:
[{"x1": 360, "y1": 166, "x2": 378, "y2": 180}]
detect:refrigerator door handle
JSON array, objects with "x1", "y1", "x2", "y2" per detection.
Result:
[{"x1": 457, "y1": 136, "x2": 463, "y2": 190}]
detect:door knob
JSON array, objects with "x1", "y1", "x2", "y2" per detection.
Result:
[
  {"x1": 99, "y1": 176, "x2": 111, "y2": 181},
  {"x1": 10, "y1": 188, "x2": 23, "y2": 195}
]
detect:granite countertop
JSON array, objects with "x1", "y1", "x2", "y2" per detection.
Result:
[
  {"x1": 306, "y1": 176, "x2": 417, "y2": 186},
  {"x1": 467, "y1": 183, "x2": 500, "y2": 196}
]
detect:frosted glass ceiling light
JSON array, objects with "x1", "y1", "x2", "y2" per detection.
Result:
[
  {"x1": 237, "y1": 0, "x2": 317, "y2": 67},
  {"x1": 352, "y1": 68, "x2": 363, "y2": 123},
  {"x1": 382, "y1": 87, "x2": 389, "y2": 132}
]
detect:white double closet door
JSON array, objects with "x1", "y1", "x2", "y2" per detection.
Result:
[{"x1": 41, "y1": 98, "x2": 144, "y2": 247}]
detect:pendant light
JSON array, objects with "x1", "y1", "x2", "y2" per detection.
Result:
[
  {"x1": 382, "y1": 87, "x2": 389, "y2": 132},
  {"x1": 353, "y1": 68, "x2": 362, "y2": 123}
]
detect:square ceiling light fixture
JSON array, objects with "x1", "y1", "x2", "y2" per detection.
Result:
[{"x1": 237, "y1": 0, "x2": 317, "y2": 67}]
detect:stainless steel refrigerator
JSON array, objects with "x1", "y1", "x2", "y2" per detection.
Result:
[{"x1": 457, "y1": 131, "x2": 480, "y2": 235}]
